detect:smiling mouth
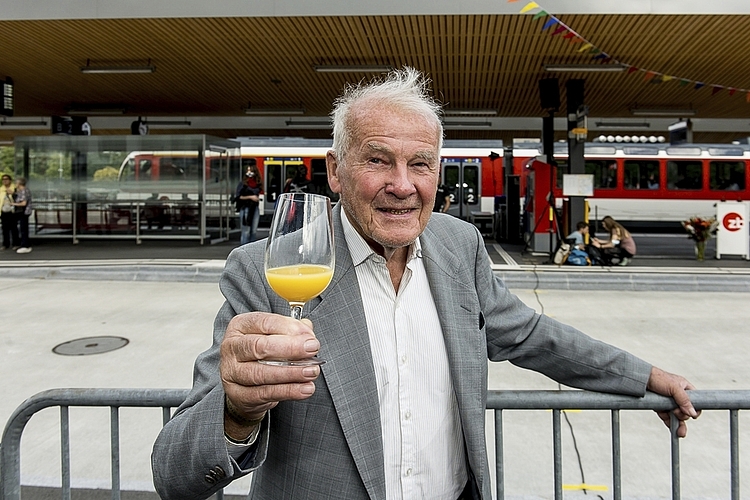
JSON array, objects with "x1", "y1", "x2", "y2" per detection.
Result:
[{"x1": 380, "y1": 208, "x2": 413, "y2": 215}]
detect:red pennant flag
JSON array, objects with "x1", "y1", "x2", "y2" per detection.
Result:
[
  {"x1": 729, "y1": 88, "x2": 737, "y2": 96},
  {"x1": 627, "y1": 66, "x2": 639, "y2": 74},
  {"x1": 563, "y1": 32, "x2": 576, "y2": 39},
  {"x1": 746, "y1": 92, "x2": 750, "y2": 103},
  {"x1": 712, "y1": 86, "x2": 723, "y2": 95},
  {"x1": 644, "y1": 72, "x2": 656, "y2": 82},
  {"x1": 552, "y1": 25, "x2": 567, "y2": 35}
]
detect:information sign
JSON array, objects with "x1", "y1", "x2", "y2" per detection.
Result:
[{"x1": 716, "y1": 202, "x2": 750, "y2": 260}]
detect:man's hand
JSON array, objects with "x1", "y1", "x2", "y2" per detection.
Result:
[
  {"x1": 647, "y1": 366, "x2": 700, "y2": 438},
  {"x1": 220, "y1": 312, "x2": 322, "y2": 439}
]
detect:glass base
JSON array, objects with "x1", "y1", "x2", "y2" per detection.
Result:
[{"x1": 258, "y1": 357, "x2": 326, "y2": 366}]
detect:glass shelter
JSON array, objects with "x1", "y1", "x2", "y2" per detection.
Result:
[{"x1": 13, "y1": 135, "x2": 240, "y2": 244}]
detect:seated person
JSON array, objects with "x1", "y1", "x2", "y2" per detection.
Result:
[
  {"x1": 564, "y1": 221, "x2": 590, "y2": 265},
  {"x1": 591, "y1": 215, "x2": 637, "y2": 266},
  {"x1": 566, "y1": 221, "x2": 589, "y2": 251}
]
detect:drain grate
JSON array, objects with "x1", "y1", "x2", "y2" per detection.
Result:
[{"x1": 53, "y1": 336, "x2": 129, "y2": 356}]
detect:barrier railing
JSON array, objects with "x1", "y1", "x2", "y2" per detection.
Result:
[
  {"x1": 488, "y1": 390, "x2": 750, "y2": 500},
  {"x1": 2, "y1": 389, "x2": 749, "y2": 499},
  {"x1": 1, "y1": 388, "x2": 189, "y2": 500}
]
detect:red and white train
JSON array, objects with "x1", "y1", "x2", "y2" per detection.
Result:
[
  {"x1": 238, "y1": 137, "x2": 750, "y2": 227},
  {"x1": 117, "y1": 137, "x2": 750, "y2": 228}
]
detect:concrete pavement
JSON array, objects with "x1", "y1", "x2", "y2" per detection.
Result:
[{"x1": 2, "y1": 270, "x2": 750, "y2": 499}]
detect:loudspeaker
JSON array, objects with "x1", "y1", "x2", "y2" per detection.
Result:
[{"x1": 538, "y1": 78, "x2": 560, "y2": 111}]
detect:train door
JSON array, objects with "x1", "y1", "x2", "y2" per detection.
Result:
[
  {"x1": 263, "y1": 159, "x2": 306, "y2": 214},
  {"x1": 442, "y1": 160, "x2": 481, "y2": 219}
]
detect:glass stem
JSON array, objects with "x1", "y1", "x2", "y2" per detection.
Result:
[{"x1": 290, "y1": 303, "x2": 304, "y2": 320}]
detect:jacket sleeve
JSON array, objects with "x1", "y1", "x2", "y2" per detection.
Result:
[
  {"x1": 151, "y1": 244, "x2": 274, "y2": 499},
  {"x1": 470, "y1": 226, "x2": 652, "y2": 396}
]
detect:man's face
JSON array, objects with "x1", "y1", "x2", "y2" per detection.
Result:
[
  {"x1": 327, "y1": 104, "x2": 441, "y2": 253},
  {"x1": 1, "y1": 177, "x2": 10, "y2": 187}
]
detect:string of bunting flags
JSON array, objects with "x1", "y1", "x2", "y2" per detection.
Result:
[{"x1": 509, "y1": 0, "x2": 750, "y2": 103}]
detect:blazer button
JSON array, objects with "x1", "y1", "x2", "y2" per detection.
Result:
[
  {"x1": 213, "y1": 466, "x2": 226, "y2": 479},
  {"x1": 204, "y1": 474, "x2": 216, "y2": 485}
]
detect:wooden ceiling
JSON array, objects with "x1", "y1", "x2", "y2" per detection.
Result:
[{"x1": 1, "y1": 14, "x2": 750, "y2": 143}]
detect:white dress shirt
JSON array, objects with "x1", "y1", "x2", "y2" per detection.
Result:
[{"x1": 342, "y1": 211, "x2": 468, "y2": 500}]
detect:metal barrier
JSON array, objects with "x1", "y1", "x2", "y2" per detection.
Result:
[
  {"x1": 488, "y1": 390, "x2": 750, "y2": 500},
  {"x1": 1, "y1": 388, "x2": 189, "y2": 500},
  {"x1": 2, "y1": 389, "x2": 749, "y2": 499}
]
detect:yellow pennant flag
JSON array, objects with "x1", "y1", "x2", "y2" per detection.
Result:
[
  {"x1": 520, "y1": 2, "x2": 540, "y2": 13},
  {"x1": 577, "y1": 43, "x2": 593, "y2": 52},
  {"x1": 662, "y1": 75, "x2": 674, "y2": 82}
]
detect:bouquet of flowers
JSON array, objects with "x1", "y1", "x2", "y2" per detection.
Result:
[{"x1": 681, "y1": 216, "x2": 718, "y2": 242}]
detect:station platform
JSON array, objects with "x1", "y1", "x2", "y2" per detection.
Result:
[{"x1": 1, "y1": 231, "x2": 749, "y2": 291}]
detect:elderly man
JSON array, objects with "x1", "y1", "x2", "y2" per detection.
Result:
[{"x1": 152, "y1": 67, "x2": 697, "y2": 500}]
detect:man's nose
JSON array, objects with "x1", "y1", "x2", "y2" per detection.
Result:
[{"x1": 385, "y1": 163, "x2": 417, "y2": 197}]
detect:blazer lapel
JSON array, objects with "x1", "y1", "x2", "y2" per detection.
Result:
[
  {"x1": 307, "y1": 205, "x2": 386, "y2": 500},
  {"x1": 419, "y1": 223, "x2": 488, "y2": 494}
]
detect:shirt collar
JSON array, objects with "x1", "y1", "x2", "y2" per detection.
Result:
[{"x1": 340, "y1": 208, "x2": 422, "y2": 266}]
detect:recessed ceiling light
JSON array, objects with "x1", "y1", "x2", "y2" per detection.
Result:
[
  {"x1": 443, "y1": 109, "x2": 498, "y2": 117},
  {"x1": 631, "y1": 108, "x2": 697, "y2": 117},
  {"x1": 544, "y1": 64, "x2": 627, "y2": 73},
  {"x1": 245, "y1": 107, "x2": 306, "y2": 116},
  {"x1": 313, "y1": 65, "x2": 392, "y2": 73}
]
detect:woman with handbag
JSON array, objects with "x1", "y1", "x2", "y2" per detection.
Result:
[
  {"x1": 0, "y1": 173, "x2": 19, "y2": 251},
  {"x1": 12, "y1": 177, "x2": 32, "y2": 254}
]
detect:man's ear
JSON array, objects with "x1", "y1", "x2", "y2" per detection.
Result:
[{"x1": 326, "y1": 151, "x2": 342, "y2": 194}]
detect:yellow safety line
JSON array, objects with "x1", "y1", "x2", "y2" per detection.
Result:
[{"x1": 563, "y1": 483, "x2": 609, "y2": 491}]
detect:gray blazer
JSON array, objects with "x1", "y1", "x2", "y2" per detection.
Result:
[{"x1": 152, "y1": 205, "x2": 651, "y2": 500}]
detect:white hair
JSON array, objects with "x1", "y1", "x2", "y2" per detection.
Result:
[{"x1": 329, "y1": 66, "x2": 444, "y2": 164}]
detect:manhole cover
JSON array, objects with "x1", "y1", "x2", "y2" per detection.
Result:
[{"x1": 53, "y1": 336, "x2": 129, "y2": 356}]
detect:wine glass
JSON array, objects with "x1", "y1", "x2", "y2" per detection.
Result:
[{"x1": 262, "y1": 192, "x2": 334, "y2": 366}]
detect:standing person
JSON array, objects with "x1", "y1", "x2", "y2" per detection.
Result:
[
  {"x1": 433, "y1": 182, "x2": 453, "y2": 212},
  {"x1": 12, "y1": 177, "x2": 32, "y2": 254},
  {"x1": 235, "y1": 161, "x2": 263, "y2": 245},
  {"x1": 283, "y1": 164, "x2": 312, "y2": 193},
  {"x1": 591, "y1": 215, "x2": 637, "y2": 266},
  {"x1": 0, "y1": 173, "x2": 19, "y2": 251},
  {"x1": 152, "y1": 67, "x2": 698, "y2": 500}
]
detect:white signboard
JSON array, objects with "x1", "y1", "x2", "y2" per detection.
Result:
[
  {"x1": 716, "y1": 201, "x2": 750, "y2": 260},
  {"x1": 562, "y1": 174, "x2": 594, "y2": 197}
]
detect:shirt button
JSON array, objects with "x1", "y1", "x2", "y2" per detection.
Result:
[
  {"x1": 405, "y1": 468, "x2": 412, "y2": 476},
  {"x1": 401, "y1": 355, "x2": 407, "y2": 363},
  {"x1": 405, "y1": 411, "x2": 411, "y2": 420}
]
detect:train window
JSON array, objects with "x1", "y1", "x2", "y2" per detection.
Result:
[
  {"x1": 265, "y1": 162, "x2": 283, "y2": 203},
  {"x1": 710, "y1": 161, "x2": 745, "y2": 191},
  {"x1": 555, "y1": 159, "x2": 568, "y2": 188},
  {"x1": 463, "y1": 164, "x2": 479, "y2": 205},
  {"x1": 310, "y1": 158, "x2": 339, "y2": 201},
  {"x1": 586, "y1": 159, "x2": 617, "y2": 188},
  {"x1": 624, "y1": 160, "x2": 659, "y2": 190},
  {"x1": 667, "y1": 160, "x2": 702, "y2": 190}
]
